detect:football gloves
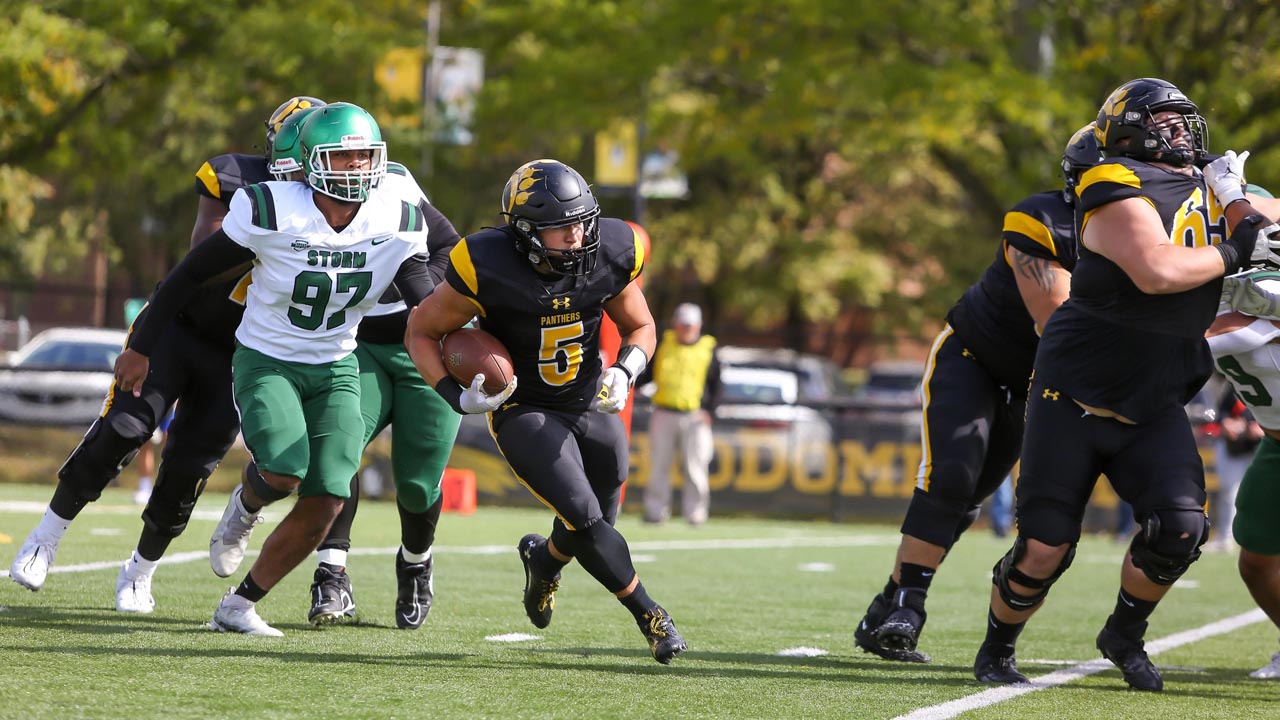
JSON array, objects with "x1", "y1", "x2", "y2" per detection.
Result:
[
  {"x1": 596, "y1": 367, "x2": 631, "y2": 414},
  {"x1": 1223, "y1": 268, "x2": 1280, "y2": 320},
  {"x1": 1204, "y1": 150, "x2": 1250, "y2": 208},
  {"x1": 460, "y1": 373, "x2": 517, "y2": 414}
]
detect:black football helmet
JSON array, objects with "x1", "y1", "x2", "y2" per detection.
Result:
[
  {"x1": 1094, "y1": 78, "x2": 1206, "y2": 167},
  {"x1": 501, "y1": 159, "x2": 602, "y2": 276},
  {"x1": 265, "y1": 96, "x2": 327, "y2": 150},
  {"x1": 1061, "y1": 121, "x2": 1103, "y2": 203}
]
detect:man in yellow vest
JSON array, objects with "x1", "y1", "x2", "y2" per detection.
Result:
[{"x1": 643, "y1": 303, "x2": 719, "y2": 525}]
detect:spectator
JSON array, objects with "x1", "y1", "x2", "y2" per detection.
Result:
[
  {"x1": 643, "y1": 303, "x2": 720, "y2": 526},
  {"x1": 1212, "y1": 385, "x2": 1263, "y2": 551}
]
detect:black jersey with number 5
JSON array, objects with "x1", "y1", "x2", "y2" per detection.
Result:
[
  {"x1": 1034, "y1": 157, "x2": 1227, "y2": 422},
  {"x1": 444, "y1": 218, "x2": 645, "y2": 412}
]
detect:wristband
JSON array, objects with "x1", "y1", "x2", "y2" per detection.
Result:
[
  {"x1": 613, "y1": 344, "x2": 649, "y2": 383},
  {"x1": 433, "y1": 376, "x2": 466, "y2": 414}
]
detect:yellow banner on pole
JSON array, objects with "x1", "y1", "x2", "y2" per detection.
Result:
[{"x1": 594, "y1": 121, "x2": 638, "y2": 187}]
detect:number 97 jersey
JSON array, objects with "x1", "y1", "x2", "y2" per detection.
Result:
[{"x1": 444, "y1": 217, "x2": 646, "y2": 412}]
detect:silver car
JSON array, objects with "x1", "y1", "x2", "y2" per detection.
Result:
[{"x1": 0, "y1": 327, "x2": 128, "y2": 426}]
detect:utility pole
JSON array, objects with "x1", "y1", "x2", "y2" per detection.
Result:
[{"x1": 421, "y1": 0, "x2": 442, "y2": 194}]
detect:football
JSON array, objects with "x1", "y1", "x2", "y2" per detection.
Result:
[{"x1": 441, "y1": 328, "x2": 515, "y2": 395}]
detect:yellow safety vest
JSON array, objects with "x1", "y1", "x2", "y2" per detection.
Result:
[{"x1": 652, "y1": 331, "x2": 717, "y2": 412}]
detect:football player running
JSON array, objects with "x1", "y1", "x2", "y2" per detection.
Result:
[
  {"x1": 973, "y1": 78, "x2": 1278, "y2": 691},
  {"x1": 270, "y1": 117, "x2": 466, "y2": 631},
  {"x1": 7, "y1": 96, "x2": 322, "y2": 613},
  {"x1": 854, "y1": 124, "x2": 1101, "y2": 663},
  {"x1": 405, "y1": 159, "x2": 688, "y2": 664},
  {"x1": 113, "y1": 102, "x2": 434, "y2": 636}
]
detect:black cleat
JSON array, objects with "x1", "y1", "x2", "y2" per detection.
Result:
[
  {"x1": 638, "y1": 605, "x2": 688, "y2": 664},
  {"x1": 974, "y1": 642, "x2": 1029, "y2": 684},
  {"x1": 518, "y1": 533, "x2": 560, "y2": 629},
  {"x1": 875, "y1": 588, "x2": 929, "y2": 654},
  {"x1": 854, "y1": 592, "x2": 931, "y2": 663},
  {"x1": 1096, "y1": 625, "x2": 1163, "y2": 691},
  {"x1": 308, "y1": 563, "x2": 355, "y2": 626},
  {"x1": 395, "y1": 552, "x2": 434, "y2": 630}
]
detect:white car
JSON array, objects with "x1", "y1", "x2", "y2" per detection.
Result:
[
  {"x1": 713, "y1": 365, "x2": 834, "y2": 474},
  {"x1": 0, "y1": 327, "x2": 128, "y2": 426}
]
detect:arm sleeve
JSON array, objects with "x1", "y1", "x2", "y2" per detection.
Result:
[
  {"x1": 701, "y1": 354, "x2": 722, "y2": 412},
  {"x1": 129, "y1": 230, "x2": 256, "y2": 355},
  {"x1": 422, "y1": 200, "x2": 462, "y2": 285},
  {"x1": 393, "y1": 253, "x2": 435, "y2": 308}
]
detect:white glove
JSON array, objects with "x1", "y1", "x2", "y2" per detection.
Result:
[
  {"x1": 1223, "y1": 268, "x2": 1280, "y2": 318},
  {"x1": 596, "y1": 366, "x2": 631, "y2": 414},
  {"x1": 1249, "y1": 222, "x2": 1280, "y2": 268},
  {"x1": 460, "y1": 373, "x2": 517, "y2": 414},
  {"x1": 1204, "y1": 150, "x2": 1250, "y2": 207}
]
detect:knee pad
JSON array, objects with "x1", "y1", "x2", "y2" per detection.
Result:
[
  {"x1": 991, "y1": 536, "x2": 1076, "y2": 611},
  {"x1": 1129, "y1": 510, "x2": 1210, "y2": 585},
  {"x1": 141, "y1": 464, "x2": 210, "y2": 538},
  {"x1": 57, "y1": 416, "x2": 150, "y2": 499},
  {"x1": 565, "y1": 517, "x2": 636, "y2": 593},
  {"x1": 245, "y1": 460, "x2": 292, "y2": 503},
  {"x1": 901, "y1": 488, "x2": 979, "y2": 550}
]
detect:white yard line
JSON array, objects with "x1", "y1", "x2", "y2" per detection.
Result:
[{"x1": 891, "y1": 608, "x2": 1269, "y2": 720}]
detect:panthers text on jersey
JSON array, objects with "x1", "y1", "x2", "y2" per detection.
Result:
[
  {"x1": 1034, "y1": 157, "x2": 1230, "y2": 422},
  {"x1": 444, "y1": 217, "x2": 646, "y2": 412},
  {"x1": 944, "y1": 189, "x2": 1078, "y2": 390},
  {"x1": 222, "y1": 181, "x2": 429, "y2": 364}
]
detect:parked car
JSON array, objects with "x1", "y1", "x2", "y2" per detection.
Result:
[
  {"x1": 0, "y1": 327, "x2": 128, "y2": 426},
  {"x1": 715, "y1": 345, "x2": 853, "y2": 405},
  {"x1": 856, "y1": 360, "x2": 926, "y2": 409},
  {"x1": 713, "y1": 366, "x2": 834, "y2": 464}
]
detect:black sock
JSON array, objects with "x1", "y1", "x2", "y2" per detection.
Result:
[
  {"x1": 49, "y1": 482, "x2": 89, "y2": 521},
  {"x1": 235, "y1": 572, "x2": 269, "y2": 603},
  {"x1": 1106, "y1": 588, "x2": 1158, "y2": 638},
  {"x1": 135, "y1": 526, "x2": 172, "y2": 562},
  {"x1": 533, "y1": 538, "x2": 569, "y2": 574},
  {"x1": 881, "y1": 576, "x2": 899, "y2": 599},
  {"x1": 398, "y1": 496, "x2": 442, "y2": 555},
  {"x1": 899, "y1": 562, "x2": 935, "y2": 592},
  {"x1": 983, "y1": 608, "x2": 1026, "y2": 652},
  {"x1": 619, "y1": 581, "x2": 656, "y2": 622}
]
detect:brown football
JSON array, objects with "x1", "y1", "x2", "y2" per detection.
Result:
[{"x1": 441, "y1": 328, "x2": 515, "y2": 395}]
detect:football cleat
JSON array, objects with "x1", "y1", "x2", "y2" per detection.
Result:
[
  {"x1": 114, "y1": 561, "x2": 156, "y2": 614},
  {"x1": 308, "y1": 564, "x2": 355, "y2": 626},
  {"x1": 9, "y1": 530, "x2": 59, "y2": 591},
  {"x1": 395, "y1": 553, "x2": 434, "y2": 630},
  {"x1": 974, "y1": 642, "x2": 1029, "y2": 684},
  {"x1": 1250, "y1": 651, "x2": 1280, "y2": 679},
  {"x1": 1096, "y1": 625, "x2": 1163, "y2": 691},
  {"x1": 209, "y1": 485, "x2": 263, "y2": 578},
  {"x1": 518, "y1": 533, "x2": 560, "y2": 629},
  {"x1": 638, "y1": 605, "x2": 688, "y2": 665},
  {"x1": 211, "y1": 588, "x2": 283, "y2": 637},
  {"x1": 874, "y1": 587, "x2": 929, "y2": 654},
  {"x1": 854, "y1": 592, "x2": 931, "y2": 663}
]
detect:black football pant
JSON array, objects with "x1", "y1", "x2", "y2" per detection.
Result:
[
  {"x1": 899, "y1": 327, "x2": 1026, "y2": 549},
  {"x1": 54, "y1": 320, "x2": 240, "y2": 546}
]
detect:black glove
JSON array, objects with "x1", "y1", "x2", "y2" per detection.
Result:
[{"x1": 1216, "y1": 213, "x2": 1268, "y2": 275}]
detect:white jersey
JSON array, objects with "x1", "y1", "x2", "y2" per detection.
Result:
[
  {"x1": 365, "y1": 163, "x2": 428, "y2": 319},
  {"x1": 222, "y1": 180, "x2": 428, "y2": 364},
  {"x1": 1209, "y1": 315, "x2": 1280, "y2": 429}
]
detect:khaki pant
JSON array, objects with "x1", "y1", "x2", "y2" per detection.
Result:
[{"x1": 644, "y1": 407, "x2": 713, "y2": 524}]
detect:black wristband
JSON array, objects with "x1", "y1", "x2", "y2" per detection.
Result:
[
  {"x1": 1216, "y1": 241, "x2": 1243, "y2": 275},
  {"x1": 613, "y1": 344, "x2": 648, "y2": 383},
  {"x1": 433, "y1": 376, "x2": 466, "y2": 415}
]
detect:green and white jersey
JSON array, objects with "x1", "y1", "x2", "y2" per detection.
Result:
[
  {"x1": 222, "y1": 180, "x2": 428, "y2": 364},
  {"x1": 366, "y1": 162, "x2": 429, "y2": 319}
]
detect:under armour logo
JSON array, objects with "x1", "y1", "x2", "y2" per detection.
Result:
[
  {"x1": 961, "y1": 348, "x2": 975, "y2": 359},
  {"x1": 552, "y1": 297, "x2": 571, "y2": 310},
  {"x1": 1042, "y1": 388, "x2": 1060, "y2": 401}
]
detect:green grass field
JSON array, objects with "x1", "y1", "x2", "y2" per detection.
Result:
[{"x1": 0, "y1": 482, "x2": 1274, "y2": 720}]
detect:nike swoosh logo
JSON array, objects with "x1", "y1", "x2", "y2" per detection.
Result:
[
  {"x1": 371, "y1": 236, "x2": 391, "y2": 245},
  {"x1": 921, "y1": 571, "x2": 935, "y2": 577},
  {"x1": 1121, "y1": 595, "x2": 1135, "y2": 607}
]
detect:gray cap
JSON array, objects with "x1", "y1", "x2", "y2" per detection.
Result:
[{"x1": 672, "y1": 303, "x2": 702, "y2": 326}]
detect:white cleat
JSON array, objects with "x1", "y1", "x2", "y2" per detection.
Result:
[
  {"x1": 9, "y1": 532, "x2": 59, "y2": 591},
  {"x1": 1251, "y1": 651, "x2": 1280, "y2": 679},
  {"x1": 209, "y1": 486, "x2": 263, "y2": 578},
  {"x1": 209, "y1": 588, "x2": 283, "y2": 637},
  {"x1": 114, "y1": 562, "x2": 156, "y2": 614}
]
